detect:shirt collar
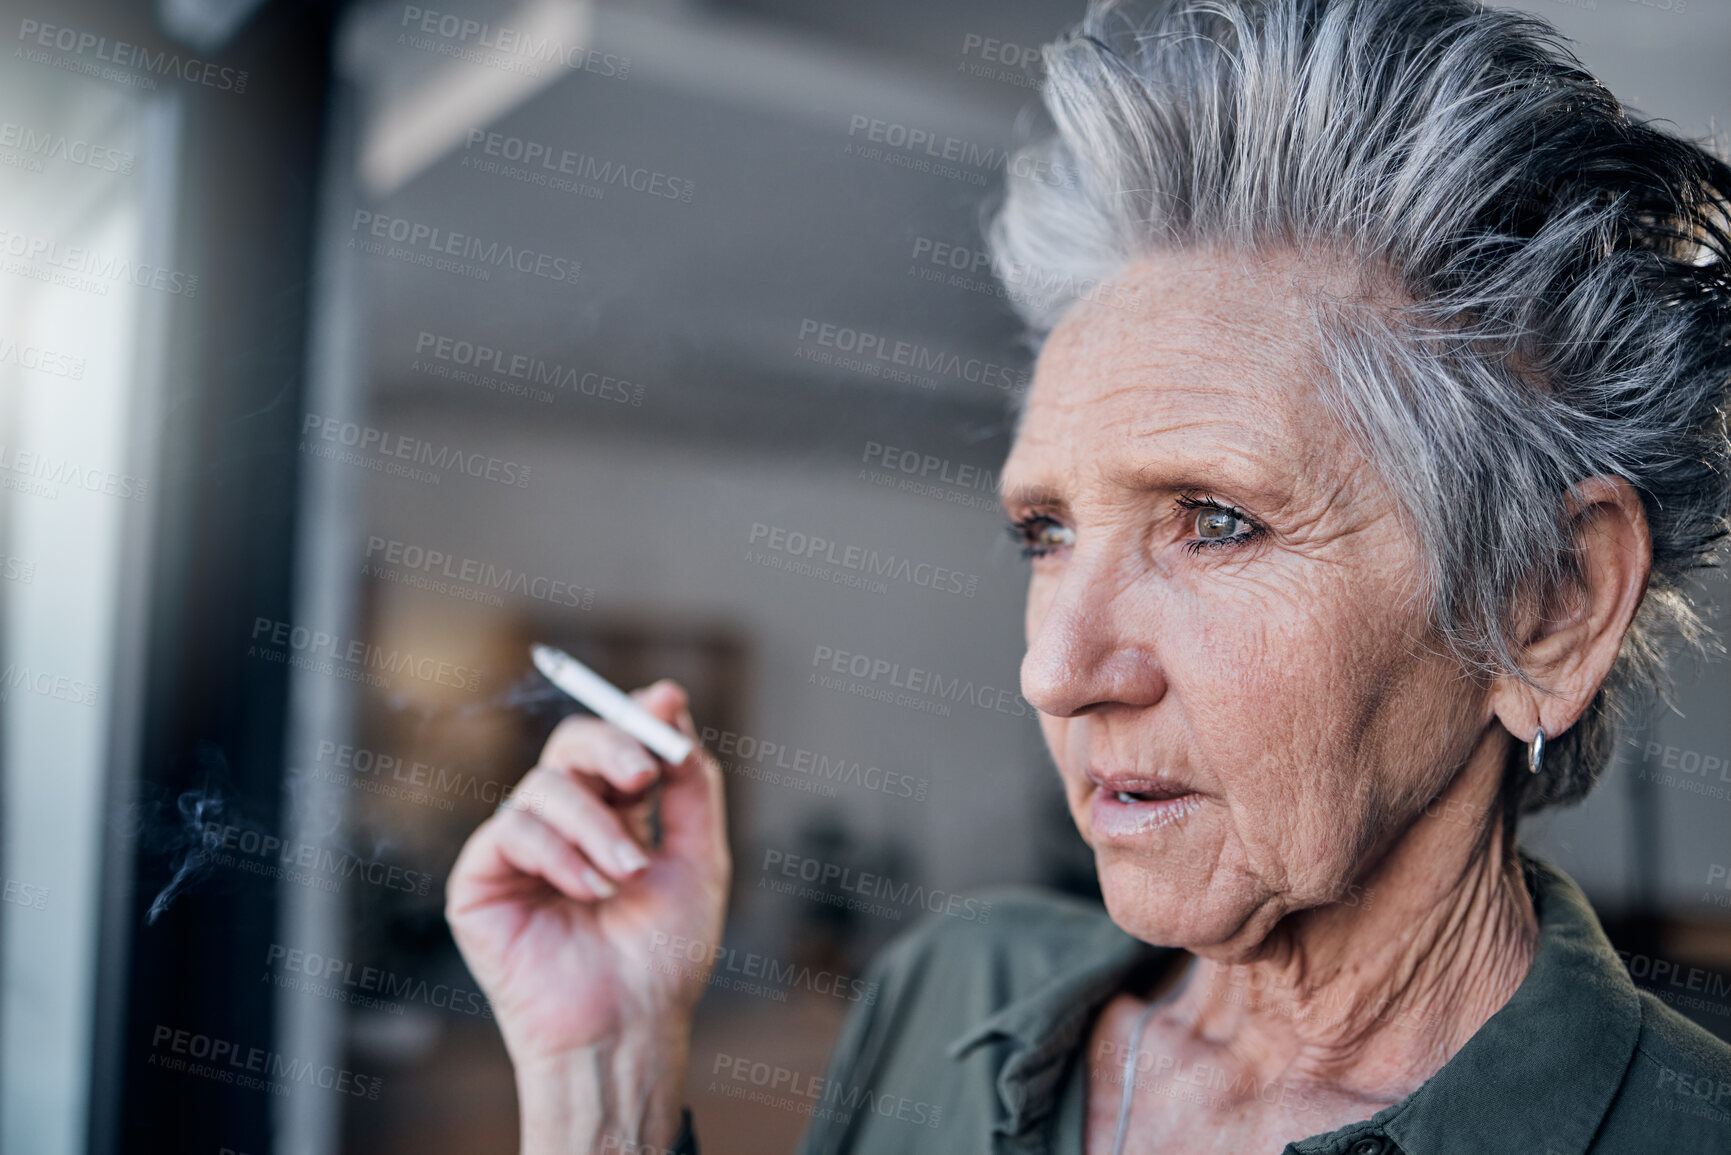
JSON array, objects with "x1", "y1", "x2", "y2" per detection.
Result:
[
  {"x1": 944, "y1": 855, "x2": 1641, "y2": 1154},
  {"x1": 946, "y1": 913, "x2": 1162, "y2": 1140},
  {"x1": 1362, "y1": 854, "x2": 1641, "y2": 1155}
]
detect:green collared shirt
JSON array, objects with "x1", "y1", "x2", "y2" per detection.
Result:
[{"x1": 673, "y1": 855, "x2": 1731, "y2": 1153}]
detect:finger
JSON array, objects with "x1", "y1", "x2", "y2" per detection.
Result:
[
  {"x1": 520, "y1": 765, "x2": 652, "y2": 881},
  {"x1": 627, "y1": 681, "x2": 727, "y2": 869},
  {"x1": 448, "y1": 809, "x2": 615, "y2": 911},
  {"x1": 540, "y1": 713, "x2": 663, "y2": 794},
  {"x1": 492, "y1": 809, "x2": 619, "y2": 900}
]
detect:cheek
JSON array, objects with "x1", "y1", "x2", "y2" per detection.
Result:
[
  {"x1": 1165, "y1": 583, "x2": 1294, "y2": 757},
  {"x1": 1165, "y1": 578, "x2": 1391, "y2": 882}
]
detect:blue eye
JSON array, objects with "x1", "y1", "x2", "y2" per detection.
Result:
[
  {"x1": 1175, "y1": 494, "x2": 1262, "y2": 552},
  {"x1": 1006, "y1": 515, "x2": 1074, "y2": 559},
  {"x1": 1194, "y1": 507, "x2": 1249, "y2": 540}
]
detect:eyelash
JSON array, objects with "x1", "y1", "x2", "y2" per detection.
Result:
[
  {"x1": 1172, "y1": 493, "x2": 1265, "y2": 554},
  {"x1": 1005, "y1": 514, "x2": 1069, "y2": 559},
  {"x1": 1004, "y1": 496, "x2": 1264, "y2": 559}
]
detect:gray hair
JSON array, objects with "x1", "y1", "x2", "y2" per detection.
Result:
[{"x1": 988, "y1": 0, "x2": 1731, "y2": 813}]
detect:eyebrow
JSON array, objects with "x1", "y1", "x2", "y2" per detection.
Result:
[
  {"x1": 1000, "y1": 453, "x2": 1290, "y2": 516},
  {"x1": 998, "y1": 482, "x2": 1067, "y2": 513}
]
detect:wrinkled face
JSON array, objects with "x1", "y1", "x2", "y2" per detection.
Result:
[{"x1": 1000, "y1": 247, "x2": 1491, "y2": 955}]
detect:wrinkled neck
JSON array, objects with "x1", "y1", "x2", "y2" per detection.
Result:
[{"x1": 1168, "y1": 797, "x2": 1538, "y2": 1099}]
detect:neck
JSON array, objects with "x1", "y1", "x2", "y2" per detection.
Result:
[{"x1": 1168, "y1": 763, "x2": 1539, "y2": 1101}]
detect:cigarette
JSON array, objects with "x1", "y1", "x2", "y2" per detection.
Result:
[{"x1": 530, "y1": 644, "x2": 694, "y2": 766}]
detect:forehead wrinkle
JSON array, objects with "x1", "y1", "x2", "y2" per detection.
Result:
[
  {"x1": 1019, "y1": 365, "x2": 1301, "y2": 449},
  {"x1": 1028, "y1": 320, "x2": 1317, "y2": 446},
  {"x1": 1060, "y1": 263, "x2": 1324, "y2": 373},
  {"x1": 1005, "y1": 250, "x2": 1369, "y2": 520},
  {"x1": 1015, "y1": 377, "x2": 1320, "y2": 511},
  {"x1": 1045, "y1": 328, "x2": 1306, "y2": 409}
]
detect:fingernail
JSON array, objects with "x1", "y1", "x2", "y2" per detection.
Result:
[
  {"x1": 620, "y1": 750, "x2": 657, "y2": 781},
  {"x1": 582, "y1": 868, "x2": 616, "y2": 897},
  {"x1": 615, "y1": 841, "x2": 649, "y2": 874}
]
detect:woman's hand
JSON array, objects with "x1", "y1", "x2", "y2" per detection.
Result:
[{"x1": 445, "y1": 679, "x2": 730, "y2": 1151}]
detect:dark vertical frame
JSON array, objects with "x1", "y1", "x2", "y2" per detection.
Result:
[{"x1": 84, "y1": 3, "x2": 341, "y2": 1152}]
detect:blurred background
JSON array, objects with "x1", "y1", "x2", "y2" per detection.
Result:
[{"x1": 0, "y1": 0, "x2": 1725, "y2": 1152}]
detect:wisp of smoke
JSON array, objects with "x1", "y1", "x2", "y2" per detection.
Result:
[
  {"x1": 457, "y1": 671, "x2": 569, "y2": 718},
  {"x1": 143, "y1": 669, "x2": 575, "y2": 923},
  {"x1": 141, "y1": 743, "x2": 244, "y2": 925}
]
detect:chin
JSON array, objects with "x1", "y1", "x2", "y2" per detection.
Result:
[
  {"x1": 1096, "y1": 855, "x2": 1293, "y2": 960},
  {"x1": 1094, "y1": 854, "x2": 1211, "y2": 948}
]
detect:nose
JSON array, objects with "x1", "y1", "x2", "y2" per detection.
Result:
[{"x1": 1020, "y1": 550, "x2": 1166, "y2": 718}]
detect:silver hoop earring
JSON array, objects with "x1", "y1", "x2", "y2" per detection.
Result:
[{"x1": 1528, "y1": 728, "x2": 1546, "y2": 776}]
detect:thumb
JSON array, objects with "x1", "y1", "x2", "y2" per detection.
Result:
[{"x1": 630, "y1": 681, "x2": 727, "y2": 867}]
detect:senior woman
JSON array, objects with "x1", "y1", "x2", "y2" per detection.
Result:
[{"x1": 446, "y1": 1, "x2": 1731, "y2": 1151}]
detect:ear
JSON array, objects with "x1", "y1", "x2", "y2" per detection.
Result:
[{"x1": 1490, "y1": 476, "x2": 1652, "y2": 745}]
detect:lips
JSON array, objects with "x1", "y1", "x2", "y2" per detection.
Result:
[
  {"x1": 1085, "y1": 768, "x2": 1196, "y2": 801},
  {"x1": 1084, "y1": 768, "x2": 1203, "y2": 842}
]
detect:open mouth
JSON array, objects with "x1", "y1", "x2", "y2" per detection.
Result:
[
  {"x1": 1088, "y1": 775, "x2": 1204, "y2": 840},
  {"x1": 1110, "y1": 788, "x2": 1189, "y2": 804}
]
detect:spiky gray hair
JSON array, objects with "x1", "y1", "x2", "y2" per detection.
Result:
[{"x1": 988, "y1": 0, "x2": 1731, "y2": 813}]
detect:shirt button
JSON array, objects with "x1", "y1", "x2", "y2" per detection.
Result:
[{"x1": 1347, "y1": 1140, "x2": 1389, "y2": 1155}]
